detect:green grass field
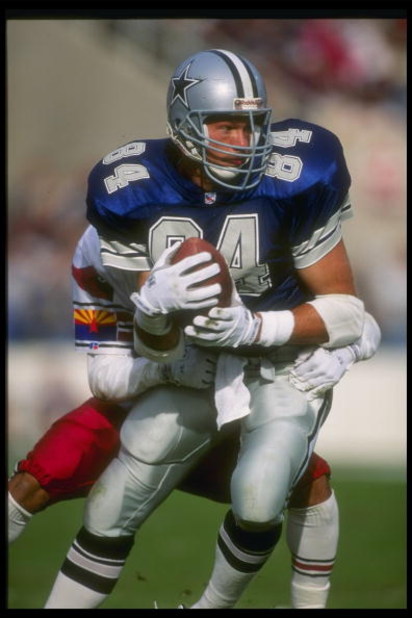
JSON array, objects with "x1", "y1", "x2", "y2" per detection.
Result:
[{"x1": 7, "y1": 467, "x2": 406, "y2": 609}]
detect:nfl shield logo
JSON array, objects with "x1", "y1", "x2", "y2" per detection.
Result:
[{"x1": 204, "y1": 192, "x2": 216, "y2": 205}]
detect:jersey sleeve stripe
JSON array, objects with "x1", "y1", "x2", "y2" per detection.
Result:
[
  {"x1": 292, "y1": 211, "x2": 344, "y2": 269},
  {"x1": 293, "y1": 229, "x2": 342, "y2": 269},
  {"x1": 100, "y1": 251, "x2": 151, "y2": 271},
  {"x1": 99, "y1": 236, "x2": 151, "y2": 271},
  {"x1": 99, "y1": 236, "x2": 148, "y2": 257}
]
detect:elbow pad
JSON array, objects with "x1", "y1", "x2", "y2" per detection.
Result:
[{"x1": 308, "y1": 294, "x2": 365, "y2": 348}]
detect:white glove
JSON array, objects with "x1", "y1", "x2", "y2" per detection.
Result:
[
  {"x1": 289, "y1": 312, "x2": 381, "y2": 399},
  {"x1": 184, "y1": 305, "x2": 261, "y2": 348},
  {"x1": 162, "y1": 346, "x2": 217, "y2": 388},
  {"x1": 350, "y1": 312, "x2": 381, "y2": 361},
  {"x1": 289, "y1": 346, "x2": 356, "y2": 399},
  {"x1": 185, "y1": 297, "x2": 294, "y2": 349},
  {"x1": 130, "y1": 244, "x2": 222, "y2": 316}
]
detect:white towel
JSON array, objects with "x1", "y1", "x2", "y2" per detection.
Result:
[{"x1": 214, "y1": 353, "x2": 251, "y2": 430}]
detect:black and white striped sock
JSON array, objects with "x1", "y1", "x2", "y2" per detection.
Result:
[
  {"x1": 44, "y1": 526, "x2": 134, "y2": 608},
  {"x1": 191, "y1": 510, "x2": 282, "y2": 608}
]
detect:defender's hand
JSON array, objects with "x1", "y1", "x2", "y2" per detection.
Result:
[
  {"x1": 289, "y1": 346, "x2": 356, "y2": 398},
  {"x1": 350, "y1": 312, "x2": 381, "y2": 361},
  {"x1": 163, "y1": 346, "x2": 217, "y2": 388}
]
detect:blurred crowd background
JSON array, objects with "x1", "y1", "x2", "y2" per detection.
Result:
[{"x1": 8, "y1": 17, "x2": 406, "y2": 346}]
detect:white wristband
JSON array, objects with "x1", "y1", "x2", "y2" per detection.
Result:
[{"x1": 257, "y1": 310, "x2": 295, "y2": 346}]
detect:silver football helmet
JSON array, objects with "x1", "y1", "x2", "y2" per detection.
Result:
[{"x1": 167, "y1": 49, "x2": 272, "y2": 191}]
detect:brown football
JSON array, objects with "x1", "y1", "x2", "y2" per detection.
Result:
[{"x1": 171, "y1": 237, "x2": 233, "y2": 325}]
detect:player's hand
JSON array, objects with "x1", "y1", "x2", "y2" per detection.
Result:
[
  {"x1": 131, "y1": 244, "x2": 222, "y2": 316},
  {"x1": 289, "y1": 346, "x2": 357, "y2": 399},
  {"x1": 350, "y1": 312, "x2": 381, "y2": 361},
  {"x1": 163, "y1": 346, "x2": 217, "y2": 388},
  {"x1": 184, "y1": 305, "x2": 261, "y2": 348}
]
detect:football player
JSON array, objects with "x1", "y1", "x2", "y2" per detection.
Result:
[
  {"x1": 39, "y1": 49, "x2": 380, "y2": 609},
  {"x1": 9, "y1": 224, "x2": 379, "y2": 608}
]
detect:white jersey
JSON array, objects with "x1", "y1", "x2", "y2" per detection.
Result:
[{"x1": 72, "y1": 225, "x2": 139, "y2": 356}]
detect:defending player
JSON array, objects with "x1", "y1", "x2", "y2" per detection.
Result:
[{"x1": 38, "y1": 49, "x2": 380, "y2": 608}]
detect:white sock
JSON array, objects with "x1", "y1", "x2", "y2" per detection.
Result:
[
  {"x1": 8, "y1": 492, "x2": 32, "y2": 543},
  {"x1": 286, "y1": 491, "x2": 339, "y2": 609},
  {"x1": 190, "y1": 544, "x2": 255, "y2": 609},
  {"x1": 44, "y1": 571, "x2": 107, "y2": 608}
]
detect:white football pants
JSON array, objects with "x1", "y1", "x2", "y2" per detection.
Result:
[{"x1": 84, "y1": 361, "x2": 330, "y2": 537}]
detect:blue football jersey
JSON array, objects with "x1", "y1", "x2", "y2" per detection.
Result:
[{"x1": 86, "y1": 119, "x2": 352, "y2": 312}]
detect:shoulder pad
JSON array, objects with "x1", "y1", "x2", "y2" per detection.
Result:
[{"x1": 266, "y1": 118, "x2": 349, "y2": 190}]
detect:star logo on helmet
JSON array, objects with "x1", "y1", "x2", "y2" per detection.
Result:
[{"x1": 170, "y1": 64, "x2": 202, "y2": 108}]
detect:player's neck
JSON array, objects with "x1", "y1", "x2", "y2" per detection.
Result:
[
  {"x1": 177, "y1": 158, "x2": 216, "y2": 192},
  {"x1": 189, "y1": 167, "x2": 215, "y2": 191},
  {"x1": 167, "y1": 142, "x2": 217, "y2": 192}
]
